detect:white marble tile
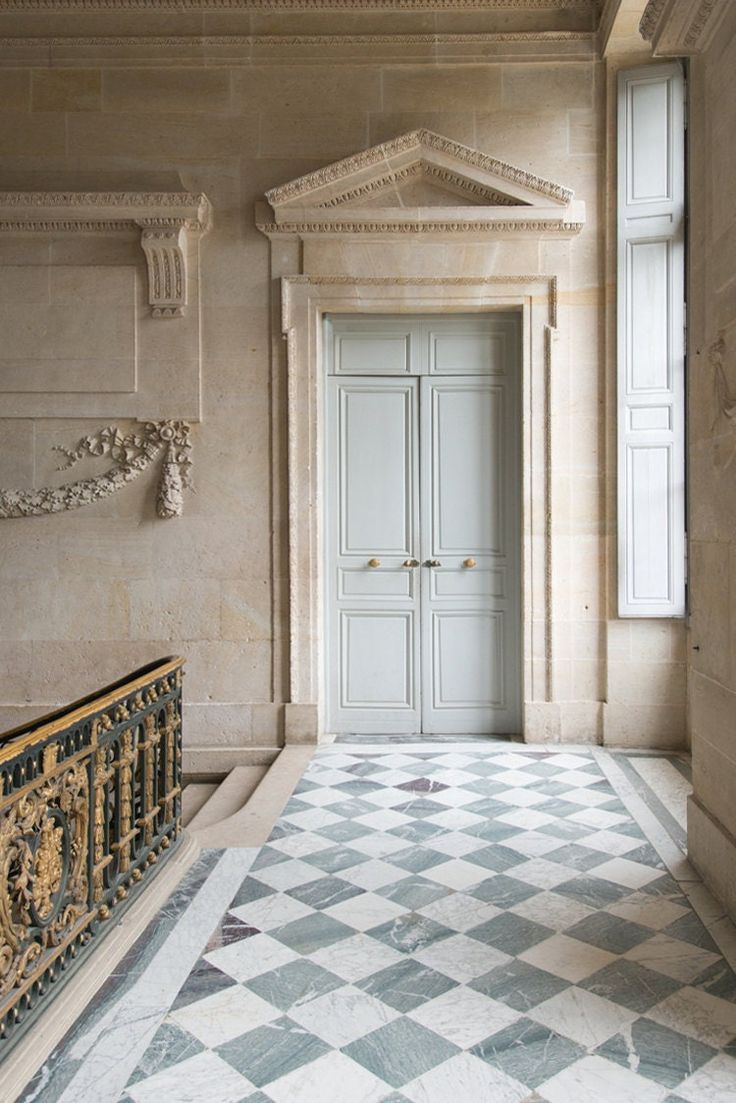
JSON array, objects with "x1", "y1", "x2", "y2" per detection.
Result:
[
  {"x1": 296, "y1": 787, "x2": 354, "y2": 807},
  {"x1": 230, "y1": 893, "x2": 313, "y2": 931},
  {"x1": 539, "y1": 1054, "x2": 667, "y2": 1103},
  {"x1": 422, "y1": 787, "x2": 486, "y2": 808},
  {"x1": 647, "y1": 985, "x2": 736, "y2": 1047},
  {"x1": 529, "y1": 986, "x2": 637, "y2": 1048},
  {"x1": 127, "y1": 1051, "x2": 254, "y2": 1103},
  {"x1": 288, "y1": 983, "x2": 399, "y2": 1047},
  {"x1": 422, "y1": 859, "x2": 487, "y2": 891},
  {"x1": 428, "y1": 831, "x2": 488, "y2": 858},
  {"x1": 408, "y1": 987, "x2": 520, "y2": 1048},
  {"x1": 423, "y1": 808, "x2": 486, "y2": 830},
  {"x1": 496, "y1": 808, "x2": 558, "y2": 830},
  {"x1": 254, "y1": 859, "x2": 324, "y2": 892},
  {"x1": 508, "y1": 890, "x2": 596, "y2": 931},
  {"x1": 568, "y1": 807, "x2": 629, "y2": 829},
  {"x1": 403, "y1": 1051, "x2": 529, "y2": 1103},
  {"x1": 414, "y1": 933, "x2": 510, "y2": 982},
  {"x1": 429, "y1": 768, "x2": 481, "y2": 787},
  {"x1": 267, "y1": 832, "x2": 335, "y2": 859},
  {"x1": 349, "y1": 832, "x2": 410, "y2": 858},
  {"x1": 361, "y1": 787, "x2": 414, "y2": 808},
  {"x1": 502, "y1": 831, "x2": 565, "y2": 858},
  {"x1": 557, "y1": 788, "x2": 615, "y2": 808},
  {"x1": 355, "y1": 809, "x2": 412, "y2": 831},
  {"x1": 575, "y1": 830, "x2": 641, "y2": 856},
  {"x1": 677, "y1": 1053, "x2": 736, "y2": 1103},
  {"x1": 265, "y1": 1049, "x2": 388, "y2": 1103},
  {"x1": 324, "y1": 890, "x2": 406, "y2": 931},
  {"x1": 205, "y1": 933, "x2": 299, "y2": 983},
  {"x1": 417, "y1": 891, "x2": 501, "y2": 932},
  {"x1": 169, "y1": 984, "x2": 279, "y2": 1047},
  {"x1": 494, "y1": 788, "x2": 548, "y2": 808},
  {"x1": 606, "y1": 892, "x2": 690, "y2": 930},
  {"x1": 624, "y1": 933, "x2": 721, "y2": 983},
  {"x1": 550, "y1": 769, "x2": 602, "y2": 788},
  {"x1": 519, "y1": 934, "x2": 616, "y2": 983},
  {"x1": 487, "y1": 769, "x2": 537, "y2": 788},
  {"x1": 488, "y1": 752, "x2": 539, "y2": 769},
  {"x1": 591, "y1": 857, "x2": 661, "y2": 889},
  {"x1": 339, "y1": 858, "x2": 409, "y2": 891},
  {"x1": 509, "y1": 858, "x2": 576, "y2": 890},
  {"x1": 280, "y1": 807, "x2": 343, "y2": 831},
  {"x1": 307, "y1": 931, "x2": 404, "y2": 982}
]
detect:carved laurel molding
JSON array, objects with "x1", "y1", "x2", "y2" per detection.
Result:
[
  {"x1": 0, "y1": 192, "x2": 211, "y2": 318},
  {"x1": 639, "y1": 0, "x2": 729, "y2": 53},
  {"x1": 267, "y1": 129, "x2": 573, "y2": 208},
  {"x1": 0, "y1": 421, "x2": 192, "y2": 520},
  {"x1": 0, "y1": 0, "x2": 597, "y2": 11}
]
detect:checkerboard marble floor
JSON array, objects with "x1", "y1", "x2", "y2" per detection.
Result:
[{"x1": 121, "y1": 746, "x2": 736, "y2": 1103}]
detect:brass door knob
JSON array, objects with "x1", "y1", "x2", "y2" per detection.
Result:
[
  {"x1": 463, "y1": 558, "x2": 477, "y2": 569},
  {"x1": 367, "y1": 558, "x2": 381, "y2": 568},
  {"x1": 403, "y1": 558, "x2": 419, "y2": 568},
  {"x1": 426, "y1": 559, "x2": 442, "y2": 567}
]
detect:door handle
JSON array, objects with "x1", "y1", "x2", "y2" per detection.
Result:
[
  {"x1": 426, "y1": 559, "x2": 442, "y2": 567},
  {"x1": 367, "y1": 558, "x2": 381, "y2": 568},
  {"x1": 403, "y1": 559, "x2": 419, "y2": 568},
  {"x1": 463, "y1": 558, "x2": 477, "y2": 569}
]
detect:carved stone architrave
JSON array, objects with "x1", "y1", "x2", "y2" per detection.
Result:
[
  {"x1": 0, "y1": 192, "x2": 211, "y2": 318},
  {"x1": 0, "y1": 420, "x2": 193, "y2": 520},
  {"x1": 640, "y1": 0, "x2": 730, "y2": 54},
  {"x1": 0, "y1": 0, "x2": 597, "y2": 11}
]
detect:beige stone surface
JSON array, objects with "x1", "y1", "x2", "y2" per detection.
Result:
[{"x1": 0, "y1": 8, "x2": 689, "y2": 771}]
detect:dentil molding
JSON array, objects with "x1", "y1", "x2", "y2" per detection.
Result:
[
  {"x1": 640, "y1": 0, "x2": 730, "y2": 54},
  {"x1": 0, "y1": 192, "x2": 212, "y2": 319},
  {"x1": 0, "y1": 421, "x2": 193, "y2": 520},
  {"x1": 0, "y1": 0, "x2": 596, "y2": 10}
]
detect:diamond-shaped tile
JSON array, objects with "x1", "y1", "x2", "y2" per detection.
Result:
[
  {"x1": 402, "y1": 1051, "x2": 529, "y2": 1103},
  {"x1": 471, "y1": 1017, "x2": 584, "y2": 1089},
  {"x1": 596, "y1": 1017, "x2": 716, "y2": 1089},
  {"x1": 270, "y1": 912, "x2": 355, "y2": 955},
  {"x1": 389, "y1": 846, "x2": 451, "y2": 874},
  {"x1": 414, "y1": 932, "x2": 510, "y2": 982},
  {"x1": 538, "y1": 1053, "x2": 669, "y2": 1103},
  {"x1": 508, "y1": 889, "x2": 596, "y2": 932},
  {"x1": 407, "y1": 986, "x2": 521, "y2": 1049},
  {"x1": 467, "y1": 913, "x2": 554, "y2": 956},
  {"x1": 646, "y1": 986, "x2": 736, "y2": 1048},
  {"x1": 624, "y1": 933, "x2": 721, "y2": 983},
  {"x1": 368, "y1": 913, "x2": 455, "y2": 955},
  {"x1": 358, "y1": 958, "x2": 458, "y2": 1013},
  {"x1": 343, "y1": 1016, "x2": 459, "y2": 1089},
  {"x1": 470, "y1": 959, "x2": 570, "y2": 1012},
  {"x1": 677, "y1": 1053, "x2": 736, "y2": 1103},
  {"x1": 302, "y1": 845, "x2": 368, "y2": 875},
  {"x1": 339, "y1": 858, "x2": 409, "y2": 891},
  {"x1": 205, "y1": 933, "x2": 300, "y2": 983},
  {"x1": 468, "y1": 874, "x2": 540, "y2": 910},
  {"x1": 216, "y1": 1015, "x2": 330, "y2": 1088},
  {"x1": 245, "y1": 958, "x2": 344, "y2": 1012},
  {"x1": 528, "y1": 986, "x2": 637, "y2": 1049},
  {"x1": 325, "y1": 891, "x2": 407, "y2": 932},
  {"x1": 563, "y1": 912, "x2": 654, "y2": 955},
  {"x1": 377, "y1": 875, "x2": 449, "y2": 911},
  {"x1": 127, "y1": 1051, "x2": 254, "y2": 1103},
  {"x1": 580, "y1": 959, "x2": 681, "y2": 1013},
  {"x1": 286, "y1": 875, "x2": 365, "y2": 911},
  {"x1": 417, "y1": 890, "x2": 501, "y2": 933},
  {"x1": 169, "y1": 984, "x2": 280, "y2": 1048},
  {"x1": 308, "y1": 931, "x2": 404, "y2": 983},
  {"x1": 519, "y1": 934, "x2": 616, "y2": 983},
  {"x1": 264, "y1": 1049, "x2": 390, "y2": 1103},
  {"x1": 288, "y1": 983, "x2": 399, "y2": 1047}
]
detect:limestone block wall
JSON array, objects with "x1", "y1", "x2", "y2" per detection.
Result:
[
  {"x1": 0, "y1": 15, "x2": 687, "y2": 766},
  {"x1": 686, "y1": 3, "x2": 736, "y2": 917}
]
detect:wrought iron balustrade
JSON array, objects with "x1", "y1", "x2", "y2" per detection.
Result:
[{"x1": 0, "y1": 656, "x2": 184, "y2": 1053}]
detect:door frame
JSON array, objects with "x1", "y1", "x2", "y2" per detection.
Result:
[{"x1": 279, "y1": 274, "x2": 559, "y2": 743}]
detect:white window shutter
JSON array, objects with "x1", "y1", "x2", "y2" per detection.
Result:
[{"x1": 617, "y1": 63, "x2": 686, "y2": 617}]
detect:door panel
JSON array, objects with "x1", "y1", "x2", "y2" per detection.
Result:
[
  {"x1": 327, "y1": 377, "x2": 421, "y2": 734},
  {"x1": 421, "y1": 376, "x2": 520, "y2": 734},
  {"x1": 326, "y1": 316, "x2": 520, "y2": 736}
]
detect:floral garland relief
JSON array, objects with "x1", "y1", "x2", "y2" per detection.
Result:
[{"x1": 0, "y1": 420, "x2": 192, "y2": 520}]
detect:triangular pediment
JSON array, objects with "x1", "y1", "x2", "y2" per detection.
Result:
[
  {"x1": 260, "y1": 129, "x2": 584, "y2": 238},
  {"x1": 266, "y1": 130, "x2": 571, "y2": 210}
]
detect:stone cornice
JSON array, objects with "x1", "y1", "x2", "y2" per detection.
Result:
[
  {"x1": 0, "y1": 0, "x2": 596, "y2": 10},
  {"x1": 266, "y1": 130, "x2": 574, "y2": 208},
  {"x1": 258, "y1": 217, "x2": 584, "y2": 237},
  {"x1": 639, "y1": 0, "x2": 730, "y2": 54},
  {"x1": 0, "y1": 192, "x2": 212, "y2": 318}
]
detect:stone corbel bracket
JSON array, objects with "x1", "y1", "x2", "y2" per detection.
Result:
[{"x1": 0, "y1": 191, "x2": 212, "y2": 318}]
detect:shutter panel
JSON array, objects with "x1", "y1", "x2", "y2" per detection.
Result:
[{"x1": 617, "y1": 63, "x2": 686, "y2": 617}]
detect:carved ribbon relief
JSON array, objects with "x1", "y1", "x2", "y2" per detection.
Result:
[{"x1": 0, "y1": 420, "x2": 192, "y2": 520}]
